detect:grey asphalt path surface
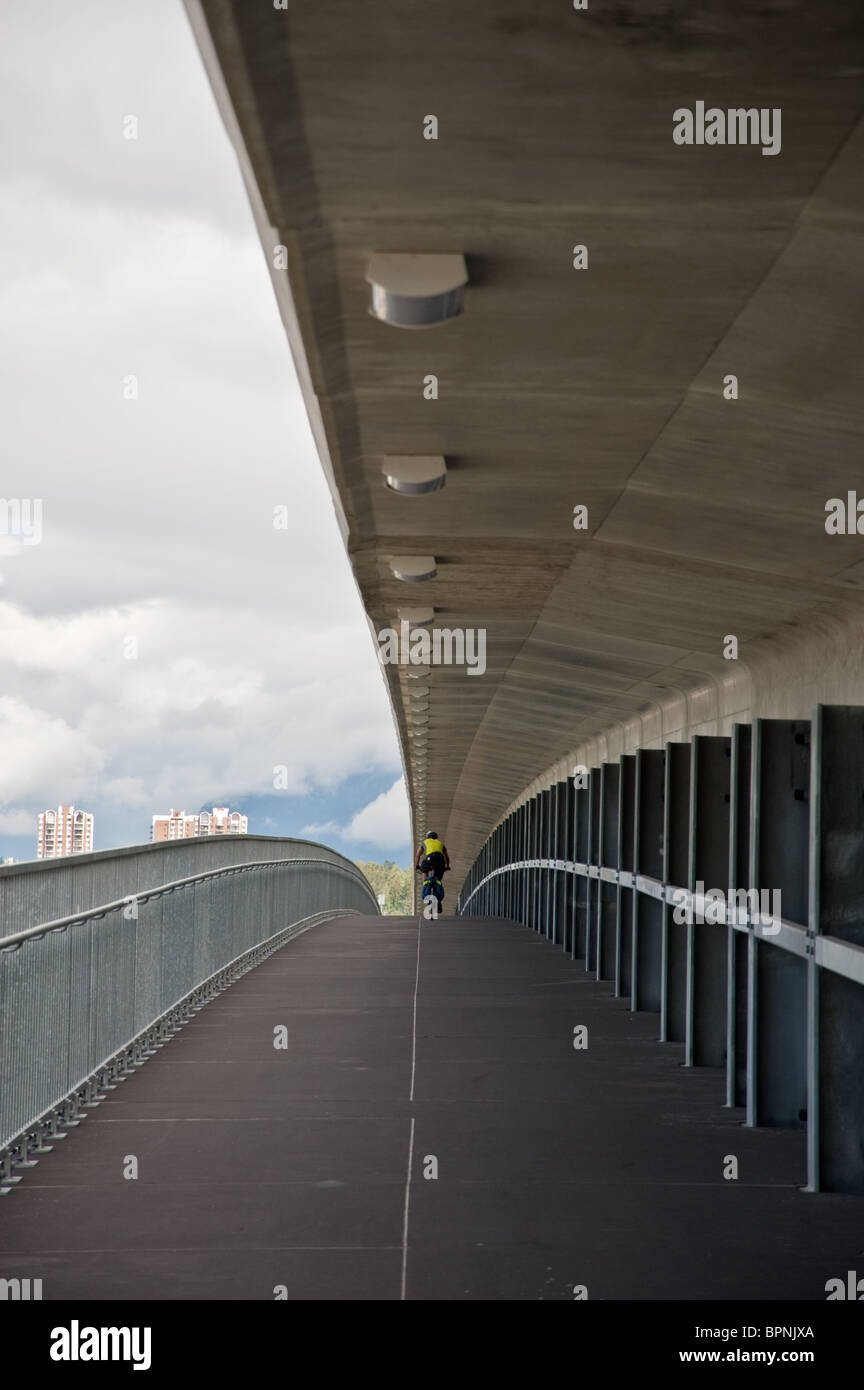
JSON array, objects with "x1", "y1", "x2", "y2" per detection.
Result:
[{"x1": 1, "y1": 913, "x2": 859, "y2": 1300}]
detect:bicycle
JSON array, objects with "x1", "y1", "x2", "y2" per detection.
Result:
[{"x1": 417, "y1": 862, "x2": 449, "y2": 917}]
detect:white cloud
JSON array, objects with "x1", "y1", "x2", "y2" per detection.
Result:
[
  {"x1": 0, "y1": 597, "x2": 399, "y2": 816},
  {"x1": 342, "y1": 778, "x2": 410, "y2": 850},
  {"x1": 300, "y1": 820, "x2": 340, "y2": 840},
  {"x1": 0, "y1": 2, "x2": 404, "y2": 852},
  {"x1": 0, "y1": 696, "x2": 106, "y2": 805},
  {"x1": 0, "y1": 808, "x2": 36, "y2": 835}
]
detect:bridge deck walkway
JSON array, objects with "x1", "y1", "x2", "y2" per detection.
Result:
[{"x1": 1, "y1": 914, "x2": 857, "y2": 1300}]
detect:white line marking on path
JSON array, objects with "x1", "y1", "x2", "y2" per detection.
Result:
[
  {"x1": 400, "y1": 1116, "x2": 415, "y2": 1302},
  {"x1": 409, "y1": 917, "x2": 422, "y2": 1103},
  {"x1": 400, "y1": 917, "x2": 423, "y2": 1300}
]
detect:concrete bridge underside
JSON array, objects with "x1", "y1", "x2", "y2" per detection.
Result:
[{"x1": 186, "y1": 0, "x2": 864, "y2": 896}]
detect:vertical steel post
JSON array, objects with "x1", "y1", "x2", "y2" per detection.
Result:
[
  {"x1": 809, "y1": 706, "x2": 864, "y2": 1193},
  {"x1": 727, "y1": 724, "x2": 752, "y2": 1108},
  {"x1": 618, "y1": 755, "x2": 636, "y2": 1000},
  {"x1": 749, "y1": 718, "x2": 809, "y2": 1131},
  {"x1": 525, "y1": 800, "x2": 530, "y2": 928},
  {"x1": 634, "y1": 749, "x2": 664, "y2": 1015},
  {"x1": 663, "y1": 742, "x2": 691, "y2": 1044},
  {"x1": 586, "y1": 771, "x2": 600, "y2": 973},
  {"x1": 508, "y1": 810, "x2": 515, "y2": 922},
  {"x1": 533, "y1": 794, "x2": 543, "y2": 934},
  {"x1": 559, "y1": 779, "x2": 572, "y2": 952},
  {"x1": 568, "y1": 773, "x2": 579, "y2": 957},
  {"x1": 686, "y1": 735, "x2": 731, "y2": 1070},
  {"x1": 574, "y1": 777, "x2": 589, "y2": 962},
  {"x1": 544, "y1": 788, "x2": 556, "y2": 941},
  {"x1": 597, "y1": 763, "x2": 620, "y2": 983},
  {"x1": 554, "y1": 781, "x2": 565, "y2": 950}
]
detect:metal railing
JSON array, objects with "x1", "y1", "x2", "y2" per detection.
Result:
[
  {"x1": 457, "y1": 708, "x2": 864, "y2": 1196},
  {"x1": 460, "y1": 858, "x2": 864, "y2": 989},
  {"x1": 0, "y1": 839, "x2": 378, "y2": 1188}
]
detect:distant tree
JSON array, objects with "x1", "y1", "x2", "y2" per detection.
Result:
[{"x1": 355, "y1": 859, "x2": 413, "y2": 915}]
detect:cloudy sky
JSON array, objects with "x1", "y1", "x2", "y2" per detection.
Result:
[{"x1": 0, "y1": 0, "x2": 410, "y2": 865}]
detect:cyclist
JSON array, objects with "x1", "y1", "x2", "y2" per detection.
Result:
[
  {"x1": 415, "y1": 830, "x2": 450, "y2": 911},
  {"x1": 415, "y1": 830, "x2": 450, "y2": 878}
]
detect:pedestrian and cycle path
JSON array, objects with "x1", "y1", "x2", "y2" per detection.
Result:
[{"x1": 1, "y1": 913, "x2": 858, "y2": 1300}]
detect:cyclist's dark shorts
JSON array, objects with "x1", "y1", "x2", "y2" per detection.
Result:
[{"x1": 423, "y1": 851, "x2": 446, "y2": 876}]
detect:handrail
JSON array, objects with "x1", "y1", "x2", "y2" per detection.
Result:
[
  {"x1": 458, "y1": 857, "x2": 864, "y2": 988},
  {"x1": 0, "y1": 852, "x2": 378, "y2": 1177},
  {"x1": 0, "y1": 856, "x2": 375, "y2": 951}
]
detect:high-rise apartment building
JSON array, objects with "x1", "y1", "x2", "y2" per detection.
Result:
[
  {"x1": 37, "y1": 806, "x2": 94, "y2": 860},
  {"x1": 150, "y1": 807, "x2": 248, "y2": 842}
]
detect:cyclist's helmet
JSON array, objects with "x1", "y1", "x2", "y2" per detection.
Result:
[{"x1": 425, "y1": 830, "x2": 438, "y2": 839}]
